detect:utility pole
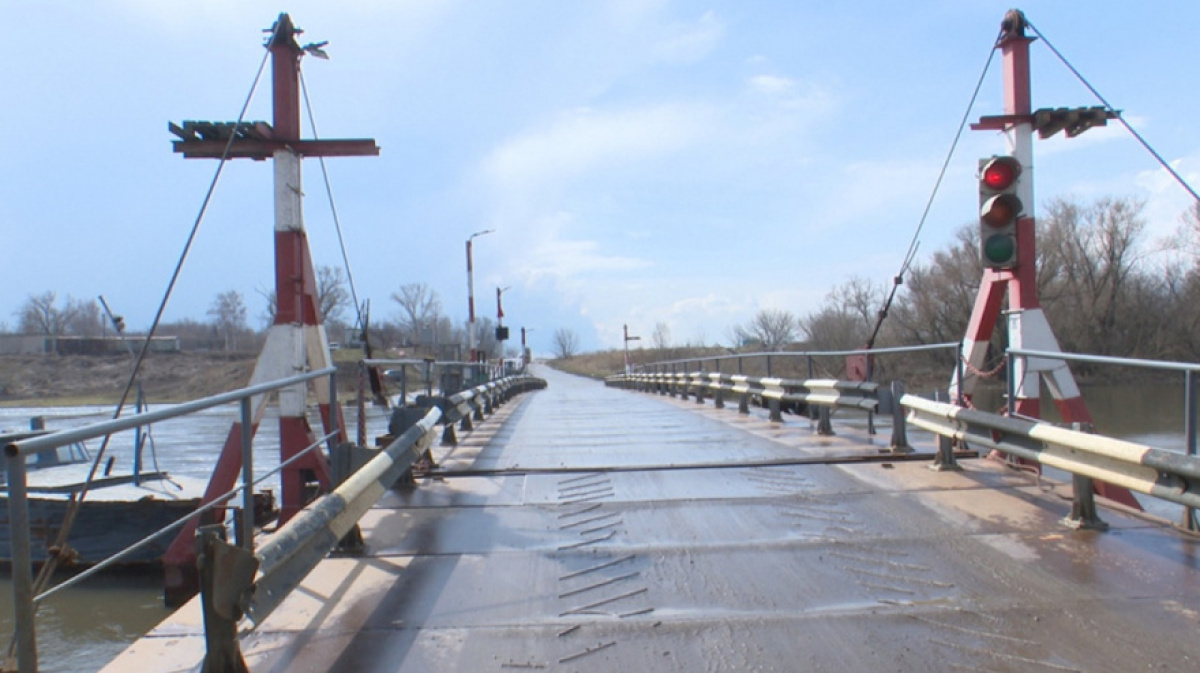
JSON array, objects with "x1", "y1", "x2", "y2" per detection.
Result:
[
  {"x1": 466, "y1": 229, "x2": 494, "y2": 365},
  {"x1": 623, "y1": 324, "x2": 641, "y2": 374}
]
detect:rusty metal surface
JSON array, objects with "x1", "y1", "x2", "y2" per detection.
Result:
[{"x1": 103, "y1": 365, "x2": 1200, "y2": 672}]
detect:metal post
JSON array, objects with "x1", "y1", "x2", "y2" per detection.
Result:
[
  {"x1": 1185, "y1": 371, "x2": 1198, "y2": 532},
  {"x1": 1006, "y1": 350, "x2": 1016, "y2": 417},
  {"x1": 865, "y1": 353, "x2": 876, "y2": 435},
  {"x1": 956, "y1": 343, "x2": 966, "y2": 408},
  {"x1": 766, "y1": 354, "x2": 773, "y2": 377},
  {"x1": 356, "y1": 361, "x2": 367, "y2": 448},
  {"x1": 6, "y1": 454, "x2": 37, "y2": 673},
  {"x1": 239, "y1": 397, "x2": 254, "y2": 552},
  {"x1": 889, "y1": 381, "x2": 910, "y2": 452},
  {"x1": 1064, "y1": 473, "x2": 1108, "y2": 531}
]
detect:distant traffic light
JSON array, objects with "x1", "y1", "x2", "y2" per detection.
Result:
[
  {"x1": 495, "y1": 326, "x2": 509, "y2": 341},
  {"x1": 978, "y1": 156, "x2": 1023, "y2": 269}
]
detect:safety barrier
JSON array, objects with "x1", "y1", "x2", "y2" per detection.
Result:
[
  {"x1": 903, "y1": 394, "x2": 1200, "y2": 530},
  {"x1": 195, "y1": 373, "x2": 546, "y2": 672},
  {"x1": 607, "y1": 370, "x2": 911, "y2": 451},
  {"x1": 2, "y1": 367, "x2": 339, "y2": 673}
]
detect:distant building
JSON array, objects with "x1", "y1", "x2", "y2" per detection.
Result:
[{"x1": 0, "y1": 335, "x2": 180, "y2": 356}]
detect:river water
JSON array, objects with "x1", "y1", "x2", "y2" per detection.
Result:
[
  {"x1": 0, "y1": 401, "x2": 396, "y2": 672},
  {"x1": 0, "y1": 383, "x2": 1195, "y2": 672}
]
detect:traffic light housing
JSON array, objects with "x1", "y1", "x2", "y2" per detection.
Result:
[
  {"x1": 495, "y1": 326, "x2": 510, "y2": 341},
  {"x1": 978, "y1": 155, "x2": 1023, "y2": 269}
]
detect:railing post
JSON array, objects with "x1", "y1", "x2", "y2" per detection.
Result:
[
  {"x1": 6, "y1": 453, "x2": 37, "y2": 673},
  {"x1": 1006, "y1": 350, "x2": 1016, "y2": 416},
  {"x1": 1185, "y1": 371, "x2": 1199, "y2": 533},
  {"x1": 816, "y1": 406, "x2": 833, "y2": 435},
  {"x1": 865, "y1": 351, "x2": 876, "y2": 435},
  {"x1": 356, "y1": 361, "x2": 367, "y2": 448},
  {"x1": 930, "y1": 390, "x2": 961, "y2": 472},
  {"x1": 889, "y1": 381, "x2": 910, "y2": 452},
  {"x1": 239, "y1": 397, "x2": 254, "y2": 552},
  {"x1": 766, "y1": 354, "x2": 773, "y2": 378},
  {"x1": 197, "y1": 524, "x2": 254, "y2": 673},
  {"x1": 956, "y1": 343, "x2": 966, "y2": 408},
  {"x1": 807, "y1": 355, "x2": 818, "y2": 421}
]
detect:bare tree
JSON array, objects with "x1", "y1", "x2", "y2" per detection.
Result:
[
  {"x1": 802, "y1": 277, "x2": 884, "y2": 351},
  {"x1": 392, "y1": 283, "x2": 442, "y2": 347},
  {"x1": 64, "y1": 297, "x2": 103, "y2": 337},
  {"x1": 16, "y1": 291, "x2": 78, "y2": 336},
  {"x1": 317, "y1": 265, "x2": 350, "y2": 325},
  {"x1": 552, "y1": 327, "x2": 580, "y2": 359},
  {"x1": 1040, "y1": 197, "x2": 1148, "y2": 355},
  {"x1": 651, "y1": 322, "x2": 671, "y2": 351},
  {"x1": 208, "y1": 290, "x2": 248, "y2": 352},
  {"x1": 733, "y1": 309, "x2": 798, "y2": 351}
]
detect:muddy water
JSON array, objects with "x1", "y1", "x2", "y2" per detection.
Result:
[{"x1": 0, "y1": 382, "x2": 1193, "y2": 672}]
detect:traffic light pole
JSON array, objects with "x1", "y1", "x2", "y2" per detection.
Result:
[{"x1": 952, "y1": 10, "x2": 1139, "y2": 510}]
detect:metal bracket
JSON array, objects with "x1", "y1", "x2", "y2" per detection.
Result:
[
  {"x1": 197, "y1": 525, "x2": 258, "y2": 673},
  {"x1": 1063, "y1": 474, "x2": 1109, "y2": 531}
]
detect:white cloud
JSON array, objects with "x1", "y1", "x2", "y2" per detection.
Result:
[
  {"x1": 652, "y1": 10, "x2": 726, "y2": 63},
  {"x1": 482, "y1": 103, "x2": 714, "y2": 190}
]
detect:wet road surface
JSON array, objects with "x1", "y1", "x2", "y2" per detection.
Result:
[{"x1": 106, "y1": 365, "x2": 1200, "y2": 671}]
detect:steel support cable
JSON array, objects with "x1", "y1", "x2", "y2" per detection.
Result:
[
  {"x1": 1025, "y1": 19, "x2": 1200, "y2": 205},
  {"x1": 8, "y1": 30, "x2": 277, "y2": 656},
  {"x1": 298, "y1": 68, "x2": 364, "y2": 327},
  {"x1": 298, "y1": 67, "x2": 389, "y2": 407},
  {"x1": 865, "y1": 29, "x2": 1002, "y2": 349}
]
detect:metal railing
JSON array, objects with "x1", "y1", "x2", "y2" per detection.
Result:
[
  {"x1": 630, "y1": 342, "x2": 960, "y2": 379},
  {"x1": 195, "y1": 373, "x2": 547, "y2": 671},
  {"x1": 3, "y1": 367, "x2": 337, "y2": 673},
  {"x1": 608, "y1": 342, "x2": 962, "y2": 451},
  {"x1": 1005, "y1": 347, "x2": 1200, "y2": 530}
]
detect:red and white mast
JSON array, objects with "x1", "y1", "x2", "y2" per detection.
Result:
[
  {"x1": 953, "y1": 10, "x2": 1138, "y2": 509},
  {"x1": 161, "y1": 13, "x2": 379, "y2": 603}
]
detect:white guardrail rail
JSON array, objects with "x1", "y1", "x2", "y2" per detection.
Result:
[{"x1": 902, "y1": 394, "x2": 1200, "y2": 529}]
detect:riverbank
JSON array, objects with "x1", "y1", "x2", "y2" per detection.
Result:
[{"x1": 0, "y1": 352, "x2": 365, "y2": 407}]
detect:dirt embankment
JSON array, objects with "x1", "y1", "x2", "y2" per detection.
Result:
[{"x1": 0, "y1": 353, "x2": 263, "y2": 406}]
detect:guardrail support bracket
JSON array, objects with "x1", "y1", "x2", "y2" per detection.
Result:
[
  {"x1": 1063, "y1": 474, "x2": 1108, "y2": 531},
  {"x1": 198, "y1": 524, "x2": 256, "y2": 673},
  {"x1": 930, "y1": 436, "x2": 961, "y2": 472},
  {"x1": 816, "y1": 406, "x2": 833, "y2": 435}
]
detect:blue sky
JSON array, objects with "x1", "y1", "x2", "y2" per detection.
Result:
[{"x1": 4, "y1": 1, "x2": 1199, "y2": 355}]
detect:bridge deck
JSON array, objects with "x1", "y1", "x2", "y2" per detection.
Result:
[{"x1": 106, "y1": 365, "x2": 1200, "y2": 672}]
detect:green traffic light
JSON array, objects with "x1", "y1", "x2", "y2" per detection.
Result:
[{"x1": 983, "y1": 233, "x2": 1016, "y2": 266}]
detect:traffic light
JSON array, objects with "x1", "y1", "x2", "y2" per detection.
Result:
[
  {"x1": 495, "y1": 326, "x2": 509, "y2": 341},
  {"x1": 978, "y1": 155, "x2": 1023, "y2": 269}
]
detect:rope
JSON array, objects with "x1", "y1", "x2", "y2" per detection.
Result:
[
  {"x1": 865, "y1": 28, "x2": 1002, "y2": 348},
  {"x1": 9, "y1": 25, "x2": 278, "y2": 656},
  {"x1": 1025, "y1": 18, "x2": 1200, "y2": 205},
  {"x1": 298, "y1": 68, "x2": 365, "y2": 328}
]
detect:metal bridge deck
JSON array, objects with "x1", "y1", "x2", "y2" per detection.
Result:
[{"x1": 106, "y1": 365, "x2": 1200, "y2": 672}]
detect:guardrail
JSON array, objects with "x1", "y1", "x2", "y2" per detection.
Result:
[
  {"x1": 195, "y1": 373, "x2": 546, "y2": 672},
  {"x1": 3, "y1": 367, "x2": 338, "y2": 673},
  {"x1": 1005, "y1": 347, "x2": 1200, "y2": 532},
  {"x1": 903, "y1": 393, "x2": 1200, "y2": 531}
]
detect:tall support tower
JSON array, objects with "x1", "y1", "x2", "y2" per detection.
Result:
[
  {"x1": 953, "y1": 10, "x2": 1137, "y2": 509},
  {"x1": 161, "y1": 13, "x2": 380, "y2": 603}
]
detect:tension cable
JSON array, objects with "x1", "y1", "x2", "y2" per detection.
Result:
[
  {"x1": 865, "y1": 28, "x2": 1002, "y2": 349},
  {"x1": 1026, "y1": 18, "x2": 1200, "y2": 206}
]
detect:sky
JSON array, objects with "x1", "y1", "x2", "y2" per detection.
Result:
[{"x1": 4, "y1": 1, "x2": 1200, "y2": 356}]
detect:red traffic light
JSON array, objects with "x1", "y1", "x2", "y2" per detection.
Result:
[{"x1": 981, "y1": 156, "x2": 1021, "y2": 191}]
